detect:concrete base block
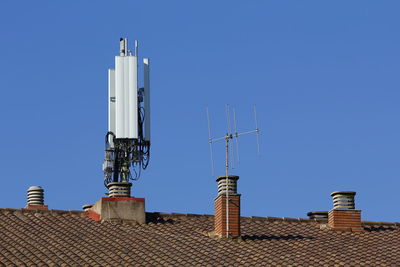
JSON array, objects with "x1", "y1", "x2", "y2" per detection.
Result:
[{"x1": 90, "y1": 197, "x2": 145, "y2": 224}]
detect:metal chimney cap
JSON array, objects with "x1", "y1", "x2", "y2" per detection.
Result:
[
  {"x1": 215, "y1": 175, "x2": 239, "y2": 183},
  {"x1": 307, "y1": 211, "x2": 328, "y2": 219},
  {"x1": 331, "y1": 191, "x2": 357, "y2": 210},
  {"x1": 82, "y1": 204, "x2": 93, "y2": 211},
  {"x1": 330, "y1": 191, "x2": 356, "y2": 197},
  {"x1": 27, "y1": 185, "x2": 45, "y2": 206},
  {"x1": 27, "y1": 186, "x2": 43, "y2": 191}
]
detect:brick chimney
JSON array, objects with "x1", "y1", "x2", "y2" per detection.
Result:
[
  {"x1": 214, "y1": 175, "x2": 240, "y2": 238},
  {"x1": 328, "y1": 191, "x2": 362, "y2": 231}
]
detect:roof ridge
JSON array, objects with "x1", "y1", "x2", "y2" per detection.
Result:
[
  {"x1": 0, "y1": 208, "x2": 85, "y2": 217},
  {"x1": 1, "y1": 208, "x2": 399, "y2": 226}
]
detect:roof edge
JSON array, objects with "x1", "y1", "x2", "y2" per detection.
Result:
[{"x1": 0, "y1": 208, "x2": 399, "y2": 227}]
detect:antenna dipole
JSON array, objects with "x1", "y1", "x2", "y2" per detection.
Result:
[
  {"x1": 206, "y1": 105, "x2": 261, "y2": 237},
  {"x1": 206, "y1": 107, "x2": 215, "y2": 176},
  {"x1": 225, "y1": 104, "x2": 235, "y2": 169},
  {"x1": 233, "y1": 106, "x2": 240, "y2": 163},
  {"x1": 254, "y1": 105, "x2": 261, "y2": 155}
]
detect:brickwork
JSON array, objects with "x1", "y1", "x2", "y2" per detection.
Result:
[
  {"x1": 328, "y1": 209, "x2": 362, "y2": 231},
  {"x1": 86, "y1": 210, "x2": 101, "y2": 221},
  {"x1": 24, "y1": 204, "x2": 48, "y2": 210},
  {"x1": 214, "y1": 194, "x2": 241, "y2": 237}
]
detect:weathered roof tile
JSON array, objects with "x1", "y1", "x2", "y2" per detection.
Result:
[{"x1": 1, "y1": 209, "x2": 400, "y2": 265}]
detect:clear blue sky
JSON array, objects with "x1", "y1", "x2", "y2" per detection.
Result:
[{"x1": 0, "y1": 1, "x2": 399, "y2": 222}]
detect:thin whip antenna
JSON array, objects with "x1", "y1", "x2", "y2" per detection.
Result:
[
  {"x1": 233, "y1": 106, "x2": 240, "y2": 164},
  {"x1": 254, "y1": 105, "x2": 260, "y2": 155},
  {"x1": 206, "y1": 107, "x2": 215, "y2": 176},
  {"x1": 134, "y1": 40, "x2": 138, "y2": 57}
]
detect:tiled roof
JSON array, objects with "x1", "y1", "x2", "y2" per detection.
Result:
[{"x1": 0, "y1": 208, "x2": 400, "y2": 266}]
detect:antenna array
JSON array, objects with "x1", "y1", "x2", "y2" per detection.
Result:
[{"x1": 102, "y1": 38, "x2": 151, "y2": 187}]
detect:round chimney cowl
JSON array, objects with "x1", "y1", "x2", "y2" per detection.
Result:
[
  {"x1": 216, "y1": 175, "x2": 239, "y2": 196},
  {"x1": 307, "y1": 211, "x2": 328, "y2": 219},
  {"x1": 107, "y1": 182, "x2": 132, "y2": 197},
  {"x1": 27, "y1": 186, "x2": 44, "y2": 206},
  {"x1": 82, "y1": 204, "x2": 93, "y2": 212},
  {"x1": 331, "y1": 191, "x2": 356, "y2": 210}
]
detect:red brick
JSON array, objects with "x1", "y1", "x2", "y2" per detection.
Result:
[
  {"x1": 214, "y1": 194, "x2": 241, "y2": 237},
  {"x1": 328, "y1": 210, "x2": 362, "y2": 231}
]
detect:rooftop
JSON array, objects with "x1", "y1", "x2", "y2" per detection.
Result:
[{"x1": 1, "y1": 208, "x2": 399, "y2": 266}]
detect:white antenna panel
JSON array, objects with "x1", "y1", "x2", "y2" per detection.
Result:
[
  {"x1": 114, "y1": 56, "x2": 138, "y2": 139},
  {"x1": 128, "y1": 56, "x2": 138, "y2": 139},
  {"x1": 115, "y1": 57, "x2": 125, "y2": 138},
  {"x1": 108, "y1": 69, "x2": 116, "y2": 146},
  {"x1": 143, "y1": 58, "x2": 150, "y2": 141}
]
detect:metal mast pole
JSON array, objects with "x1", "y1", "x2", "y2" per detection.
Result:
[{"x1": 225, "y1": 135, "x2": 230, "y2": 238}]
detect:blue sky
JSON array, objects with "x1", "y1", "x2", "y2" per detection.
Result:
[{"x1": 0, "y1": 1, "x2": 399, "y2": 222}]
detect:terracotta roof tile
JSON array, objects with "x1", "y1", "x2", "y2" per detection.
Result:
[{"x1": 0, "y1": 209, "x2": 400, "y2": 265}]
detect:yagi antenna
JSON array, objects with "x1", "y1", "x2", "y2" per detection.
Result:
[
  {"x1": 207, "y1": 105, "x2": 261, "y2": 176},
  {"x1": 206, "y1": 105, "x2": 261, "y2": 237}
]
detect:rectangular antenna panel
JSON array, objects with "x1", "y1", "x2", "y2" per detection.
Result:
[
  {"x1": 128, "y1": 56, "x2": 138, "y2": 139},
  {"x1": 143, "y1": 58, "x2": 150, "y2": 141},
  {"x1": 115, "y1": 57, "x2": 125, "y2": 138},
  {"x1": 108, "y1": 69, "x2": 116, "y2": 146},
  {"x1": 114, "y1": 56, "x2": 138, "y2": 139}
]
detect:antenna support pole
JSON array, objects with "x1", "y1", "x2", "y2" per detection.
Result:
[{"x1": 225, "y1": 134, "x2": 230, "y2": 237}]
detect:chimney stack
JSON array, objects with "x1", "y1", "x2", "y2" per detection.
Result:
[
  {"x1": 328, "y1": 191, "x2": 362, "y2": 231},
  {"x1": 214, "y1": 175, "x2": 241, "y2": 238},
  {"x1": 25, "y1": 186, "x2": 48, "y2": 210},
  {"x1": 86, "y1": 182, "x2": 145, "y2": 224}
]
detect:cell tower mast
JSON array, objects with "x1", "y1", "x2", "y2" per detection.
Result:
[{"x1": 102, "y1": 38, "x2": 151, "y2": 197}]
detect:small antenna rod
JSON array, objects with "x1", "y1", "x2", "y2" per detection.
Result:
[
  {"x1": 225, "y1": 104, "x2": 234, "y2": 169},
  {"x1": 254, "y1": 105, "x2": 260, "y2": 155},
  {"x1": 233, "y1": 106, "x2": 240, "y2": 163},
  {"x1": 206, "y1": 107, "x2": 215, "y2": 176}
]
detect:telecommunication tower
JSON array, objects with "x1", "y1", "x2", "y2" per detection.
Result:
[{"x1": 102, "y1": 38, "x2": 151, "y2": 196}]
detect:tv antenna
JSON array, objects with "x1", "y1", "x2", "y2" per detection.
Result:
[{"x1": 206, "y1": 104, "x2": 260, "y2": 237}]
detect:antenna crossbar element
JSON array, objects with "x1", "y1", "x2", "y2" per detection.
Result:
[
  {"x1": 208, "y1": 135, "x2": 231, "y2": 143},
  {"x1": 236, "y1": 129, "x2": 259, "y2": 137}
]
